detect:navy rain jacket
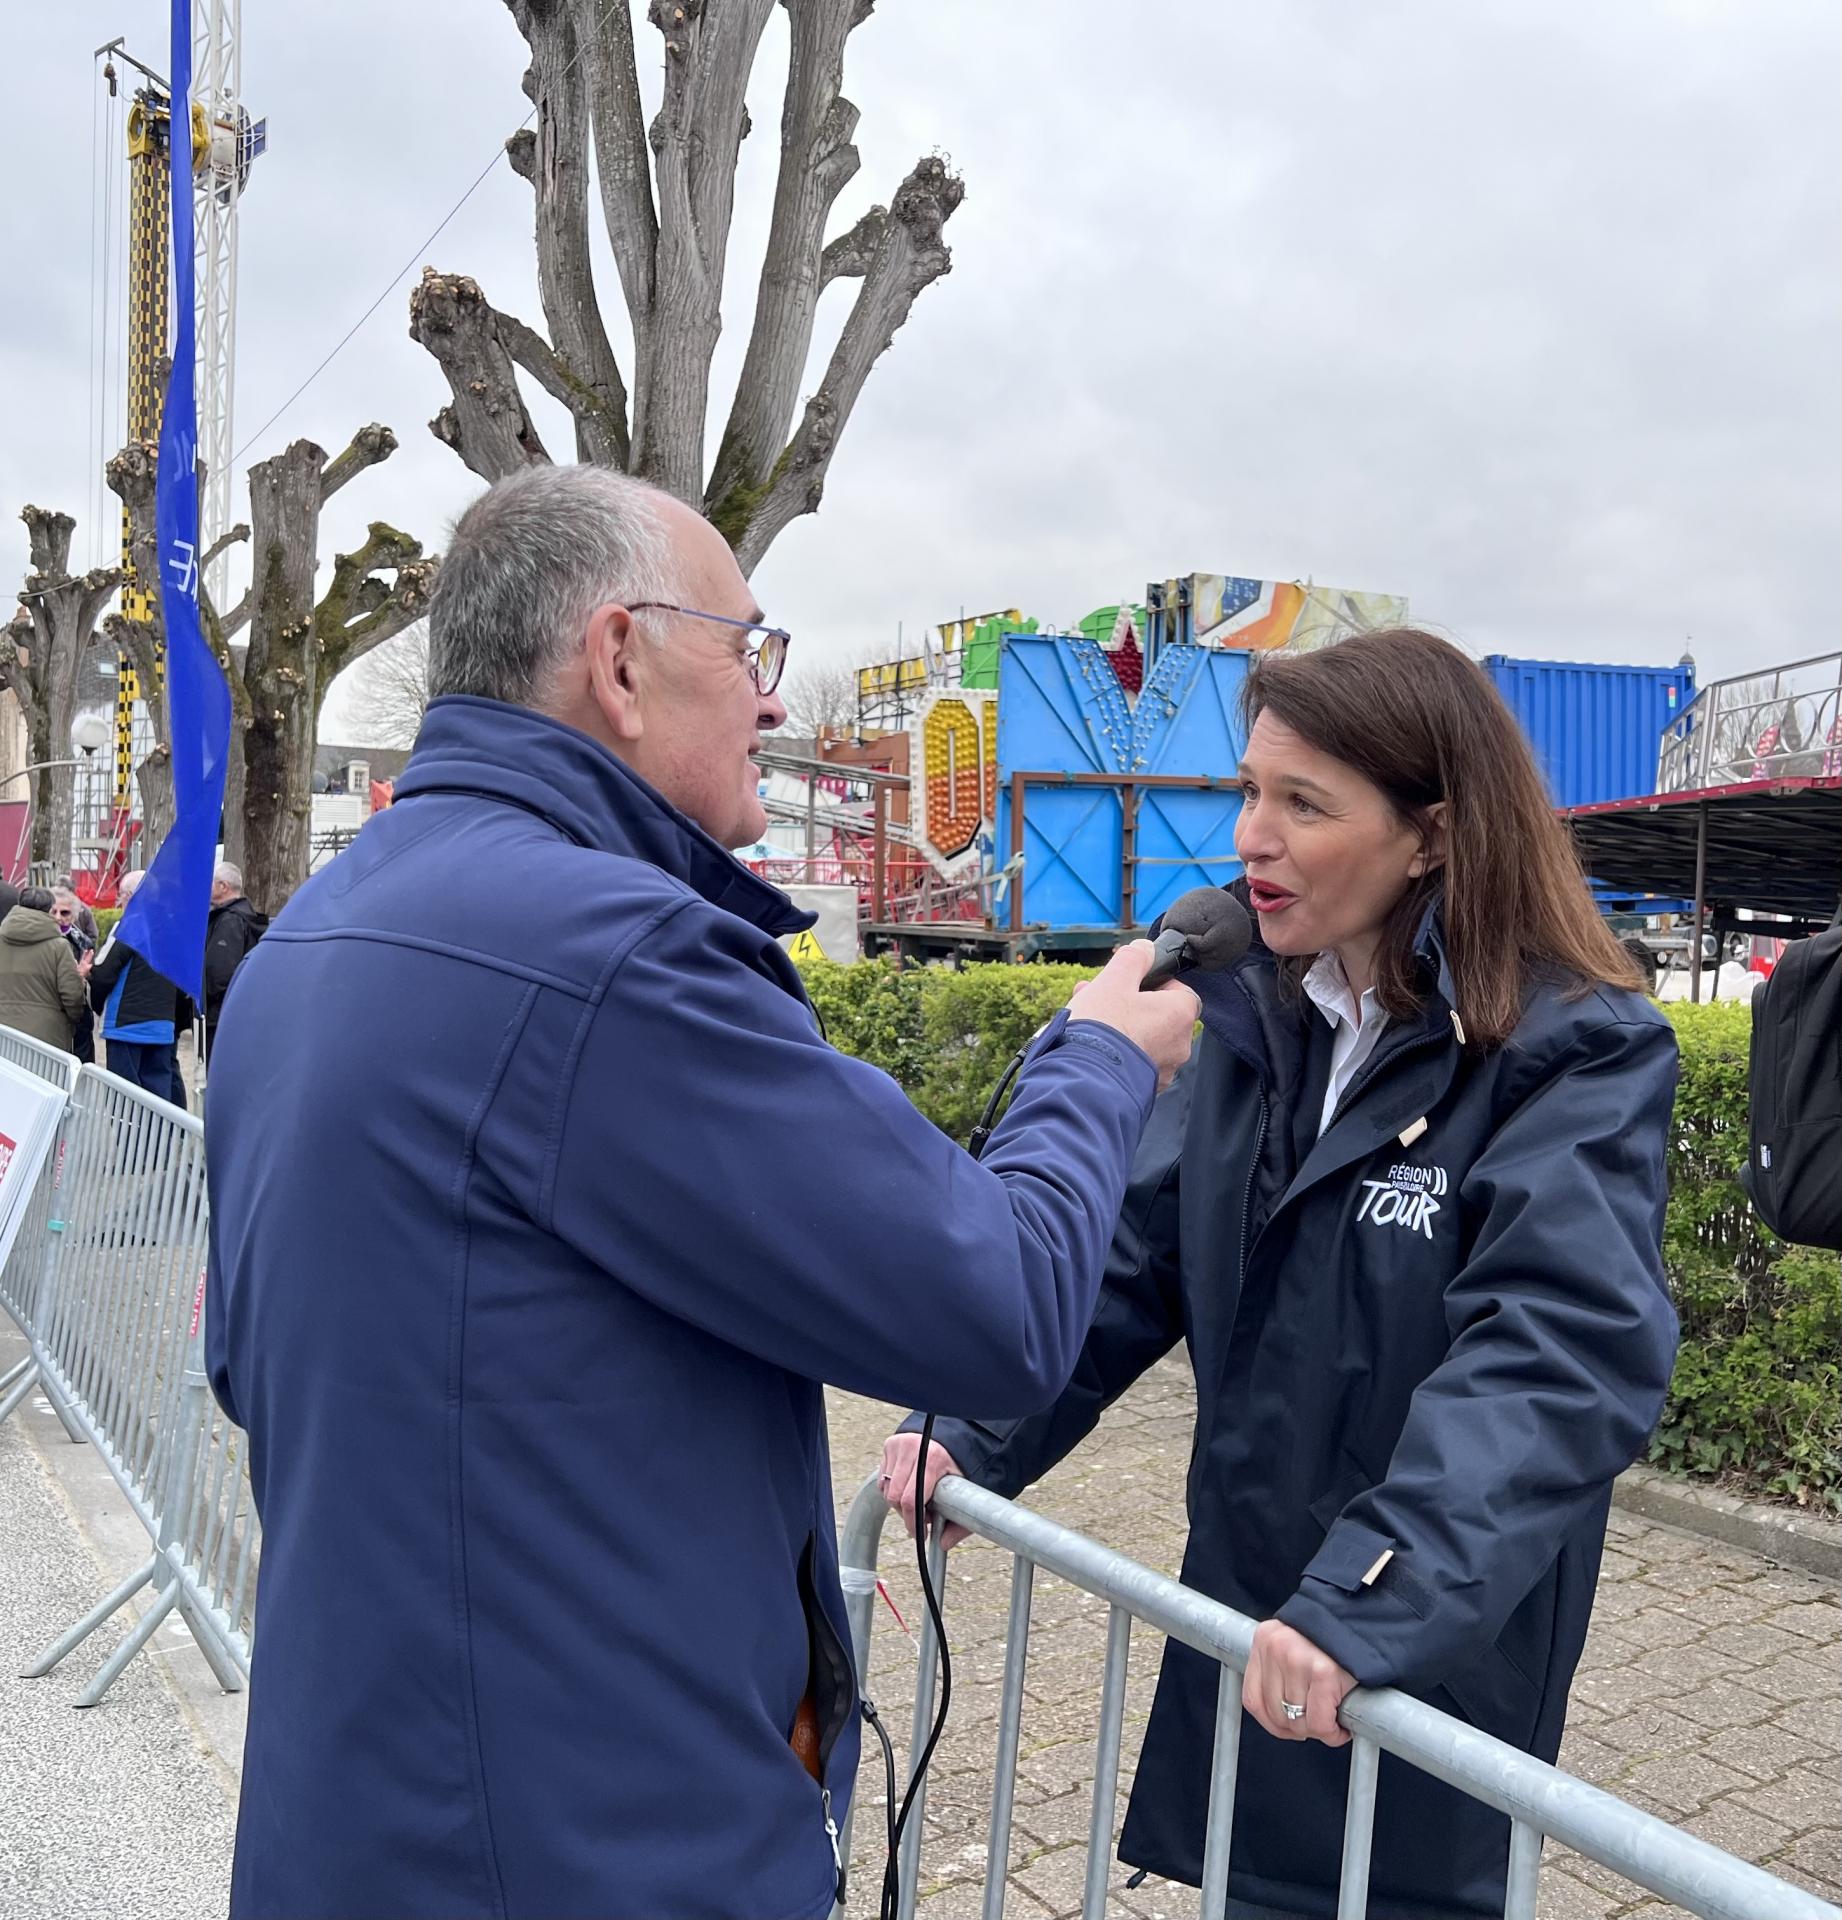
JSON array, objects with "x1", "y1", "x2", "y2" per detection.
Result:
[
  {"x1": 205, "y1": 696, "x2": 1160, "y2": 1920},
  {"x1": 923, "y1": 904, "x2": 1679, "y2": 1920}
]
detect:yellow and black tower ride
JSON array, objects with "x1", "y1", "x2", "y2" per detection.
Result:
[{"x1": 117, "y1": 82, "x2": 174, "y2": 814}]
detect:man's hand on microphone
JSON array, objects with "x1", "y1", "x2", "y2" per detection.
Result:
[
  {"x1": 1066, "y1": 939, "x2": 1200, "y2": 1092},
  {"x1": 880, "y1": 1434, "x2": 972, "y2": 1549}
]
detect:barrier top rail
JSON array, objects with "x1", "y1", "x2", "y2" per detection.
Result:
[{"x1": 836, "y1": 1472, "x2": 1839, "y2": 1920}]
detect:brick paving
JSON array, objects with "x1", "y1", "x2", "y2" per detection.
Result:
[{"x1": 827, "y1": 1355, "x2": 1841, "y2": 1919}]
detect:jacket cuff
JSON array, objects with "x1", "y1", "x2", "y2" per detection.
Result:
[
  {"x1": 1054, "y1": 1019, "x2": 1159, "y2": 1113},
  {"x1": 1274, "y1": 1516, "x2": 1440, "y2": 1690},
  {"x1": 892, "y1": 1413, "x2": 1021, "y2": 1500}
]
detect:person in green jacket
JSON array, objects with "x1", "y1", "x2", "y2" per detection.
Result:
[{"x1": 0, "y1": 885, "x2": 90, "y2": 1052}]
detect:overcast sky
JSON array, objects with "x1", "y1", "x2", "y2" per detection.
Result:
[{"x1": 5, "y1": 1, "x2": 1837, "y2": 745}]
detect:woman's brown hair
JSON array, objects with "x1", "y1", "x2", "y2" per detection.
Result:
[{"x1": 1241, "y1": 628, "x2": 1643, "y2": 1047}]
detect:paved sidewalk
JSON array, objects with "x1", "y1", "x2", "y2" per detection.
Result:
[
  {"x1": 0, "y1": 1383, "x2": 236, "y2": 1919},
  {"x1": 828, "y1": 1357, "x2": 1842, "y2": 1920}
]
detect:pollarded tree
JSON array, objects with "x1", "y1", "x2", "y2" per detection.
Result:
[
  {"x1": 411, "y1": 0, "x2": 963, "y2": 573},
  {"x1": 0, "y1": 508, "x2": 123, "y2": 867},
  {"x1": 110, "y1": 428, "x2": 437, "y2": 917}
]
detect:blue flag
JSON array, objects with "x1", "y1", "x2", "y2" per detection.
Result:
[{"x1": 115, "y1": 0, "x2": 232, "y2": 999}]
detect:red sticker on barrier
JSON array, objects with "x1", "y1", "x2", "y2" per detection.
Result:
[{"x1": 190, "y1": 1271, "x2": 207, "y2": 1337}]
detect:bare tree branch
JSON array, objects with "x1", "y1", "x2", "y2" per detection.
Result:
[
  {"x1": 820, "y1": 204, "x2": 886, "y2": 286},
  {"x1": 338, "y1": 620, "x2": 431, "y2": 751},
  {"x1": 579, "y1": 0, "x2": 659, "y2": 335},
  {"x1": 505, "y1": 0, "x2": 631, "y2": 466},
  {"x1": 202, "y1": 522, "x2": 250, "y2": 572},
  {"x1": 409, "y1": 270, "x2": 553, "y2": 481},
  {"x1": 316, "y1": 522, "x2": 439, "y2": 684},
  {"x1": 635, "y1": 0, "x2": 776, "y2": 500},
  {"x1": 321, "y1": 423, "x2": 396, "y2": 503},
  {"x1": 736, "y1": 153, "x2": 962, "y2": 573},
  {"x1": 708, "y1": 0, "x2": 867, "y2": 534}
]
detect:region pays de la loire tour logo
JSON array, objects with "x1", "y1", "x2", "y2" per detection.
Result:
[{"x1": 1357, "y1": 1160, "x2": 1448, "y2": 1239}]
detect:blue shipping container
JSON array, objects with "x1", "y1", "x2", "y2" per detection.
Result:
[{"x1": 1483, "y1": 657, "x2": 1695, "y2": 809}]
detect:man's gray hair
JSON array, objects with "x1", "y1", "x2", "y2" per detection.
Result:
[
  {"x1": 427, "y1": 466, "x2": 681, "y2": 709},
  {"x1": 215, "y1": 861, "x2": 243, "y2": 892}
]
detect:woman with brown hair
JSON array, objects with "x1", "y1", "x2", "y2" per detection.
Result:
[{"x1": 884, "y1": 629, "x2": 1680, "y2": 1920}]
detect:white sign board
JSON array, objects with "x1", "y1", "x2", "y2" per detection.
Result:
[{"x1": 0, "y1": 1060, "x2": 69, "y2": 1279}]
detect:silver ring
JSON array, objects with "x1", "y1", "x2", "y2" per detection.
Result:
[{"x1": 1280, "y1": 1700, "x2": 1307, "y2": 1722}]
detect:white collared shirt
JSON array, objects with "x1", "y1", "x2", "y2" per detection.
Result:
[{"x1": 1302, "y1": 951, "x2": 1389, "y2": 1139}]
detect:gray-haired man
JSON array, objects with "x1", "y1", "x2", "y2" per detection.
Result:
[{"x1": 204, "y1": 465, "x2": 1197, "y2": 1918}]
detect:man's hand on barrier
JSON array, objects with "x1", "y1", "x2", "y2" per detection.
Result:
[
  {"x1": 1066, "y1": 940, "x2": 1200, "y2": 1093},
  {"x1": 879, "y1": 1433, "x2": 971, "y2": 1550},
  {"x1": 1244, "y1": 1619, "x2": 1356, "y2": 1748}
]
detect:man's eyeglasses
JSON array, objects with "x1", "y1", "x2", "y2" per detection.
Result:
[{"x1": 627, "y1": 604, "x2": 790, "y2": 696}]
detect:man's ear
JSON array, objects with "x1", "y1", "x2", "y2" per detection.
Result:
[
  {"x1": 584, "y1": 603, "x2": 645, "y2": 744},
  {"x1": 1408, "y1": 800, "x2": 1449, "y2": 878}
]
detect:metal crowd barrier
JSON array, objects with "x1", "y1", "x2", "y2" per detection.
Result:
[
  {"x1": 836, "y1": 1473, "x2": 1840, "y2": 1920},
  {"x1": 0, "y1": 1029, "x2": 83, "y2": 1441},
  {"x1": 0, "y1": 1050, "x2": 258, "y2": 1707}
]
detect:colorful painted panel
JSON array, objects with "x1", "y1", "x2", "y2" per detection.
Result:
[{"x1": 1186, "y1": 575, "x2": 1408, "y2": 651}]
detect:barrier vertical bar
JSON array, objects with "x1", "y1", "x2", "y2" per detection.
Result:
[
  {"x1": 1081, "y1": 1604, "x2": 1132, "y2": 1920},
  {"x1": 1504, "y1": 1820, "x2": 1541, "y2": 1920},
  {"x1": 1336, "y1": 1734, "x2": 1380, "y2": 1920},
  {"x1": 896, "y1": 1524, "x2": 949, "y2": 1920},
  {"x1": 1198, "y1": 1664, "x2": 1244, "y2": 1913},
  {"x1": 979, "y1": 1555, "x2": 1035, "y2": 1920}
]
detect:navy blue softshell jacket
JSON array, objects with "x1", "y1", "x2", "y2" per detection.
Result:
[
  {"x1": 204, "y1": 696, "x2": 1160, "y2": 1920},
  {"x1": 922, "y1": 906, "x2": 1680, "y2": 1920}
]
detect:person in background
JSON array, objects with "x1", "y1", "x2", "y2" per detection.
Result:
[
  {"x1": 885, "y1": 629, "x2": 1681, "y2": 1920},
  {"x1": 0, "y1": 878, "x2": 20, "y2": 921},
  {"x1": 91, "y1": 870, "x2": 194, "y2": 1101},
  {"x1": 0, "y1": 884, "x2": 89, "y2": 1052},
  {"x1": 53, "y1": 878, "x2": 99, "y2": 945},
  {"x1": 201, "y1": 862, "x2": 267, "y2": 1056},
  {"x1": 50, "y1": 889, "x2": 98, "y2": 1064}
]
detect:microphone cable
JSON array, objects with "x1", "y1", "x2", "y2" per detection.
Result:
[{"x1": 871, "y1": 1037, "x2": 1032, "y2": 1920}]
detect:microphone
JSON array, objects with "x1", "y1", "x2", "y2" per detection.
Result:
[{"x1": 1141, "y1": 887, "x2": 1252, "y2": 990}]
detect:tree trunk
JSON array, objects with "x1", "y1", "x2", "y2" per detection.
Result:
[
  {"x1": 135, "y1": 743, "x2": 176, "y2": 854},
  {"x1": 241, "y1": 442, "x2": 326, "y2": 918},
  {"x1": 1, "y1": 506, "x2": 122, "y2": 871},
  {"x1": 236, "y1": 430, "x2": 435, "y2": 917}
]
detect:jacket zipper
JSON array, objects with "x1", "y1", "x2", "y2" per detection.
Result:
[
  {"x1": 821, "y1": 1787, "x2": 843, "y2": 1900},
  {"x1": 1239, "y1": 1090, "x2": 1270, "y2": 1284}
]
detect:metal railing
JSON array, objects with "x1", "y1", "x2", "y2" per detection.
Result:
[
  {"x1": 0, "y1": 1057, "x2": 257, "y2": 1705},
  {"x1": 0, "y1": 1029, "x2": 84, "y2": 1441},
  {"x1": 835, "y1": 1473, "x2": 1839, "y2": 1920},
  {"x1": 1657, "y1": 653, "x2": 1842, "y2": 793}
]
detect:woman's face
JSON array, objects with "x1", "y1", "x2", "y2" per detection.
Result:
[{"x1": 1234, "y1": 711, "x2": 1442, "y2": 967}]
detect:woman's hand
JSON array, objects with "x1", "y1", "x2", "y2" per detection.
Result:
[
  {"x1": 879, "y1": 1433, "x2": 972, "y2": 1549},
  {"x1": 1243, "y1": 1619, "x2": 1357, "y2": 1747}
]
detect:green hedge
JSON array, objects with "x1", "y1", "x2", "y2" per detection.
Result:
[
  {"x1": 91, "y1": 907, "x2": 123, "y2": 941},
  {"x1": 1654, "y1": 1002, "x2": 1840, "y2": 1509},
  {"x1": 800, "y1": 960, "x2": 1841, "y2": 1508}
]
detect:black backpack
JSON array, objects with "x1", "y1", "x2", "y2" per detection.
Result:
[{"x1": 1743, "y1": 915, "x2": 1842, "y2": 1251}]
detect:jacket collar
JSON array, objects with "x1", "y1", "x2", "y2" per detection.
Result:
[{"x1": 393, "y1": 696, "x2": 815, "y2": 939}]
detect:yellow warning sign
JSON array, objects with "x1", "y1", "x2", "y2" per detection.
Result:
[{"x1": 784, "y1": 929, "x2": 826, "y2": 963}]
